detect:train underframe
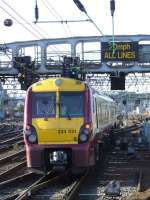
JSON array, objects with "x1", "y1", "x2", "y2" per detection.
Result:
[
  {"x1": 26, "y1": 142, "x2": 101, "y2": 173},
  {"x1": 26, "y1": 134, "x2": 112, "y2": 174}
]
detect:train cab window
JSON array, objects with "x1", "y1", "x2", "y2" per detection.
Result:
[
  {"x1": 32, "y1": 92, "x2": 56, "y2": 118},
  {"x1": 60, "y1": 92, "x2": 84, "y2": 118}
]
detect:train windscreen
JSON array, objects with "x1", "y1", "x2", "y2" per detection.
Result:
[
  {"x1": 32, "y1": 92, "x2": 56, "y2": 118},
  {"x1": 60, "y1": 92, "x2": 84, "y2": 118}
]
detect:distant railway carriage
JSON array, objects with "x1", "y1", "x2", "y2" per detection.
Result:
[{"x1": 24, "y1": 77, "x2": 118, "y2": 173}]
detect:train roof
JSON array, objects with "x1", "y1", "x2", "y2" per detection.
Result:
[
  {"x1": 31, "y1": 77, "x2": 85, "y2": 92},
  {"x1": 91, "y1": 88, "x2": 115, "y2": 103},
  {"x1": 98, "y1": 94, "x2": 115, "y2": 103}
]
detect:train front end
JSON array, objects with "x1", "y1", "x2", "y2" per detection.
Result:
[{"x1": 24, "y1": 78, "x2": 93, "y2": 172}]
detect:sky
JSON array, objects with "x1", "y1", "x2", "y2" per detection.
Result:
[
  {"x1": 0, "y1": 0, "x2": 150, "y2": 44},
  {"x1": 0, "y1": 0, "x2": 150, "y2": 95}
]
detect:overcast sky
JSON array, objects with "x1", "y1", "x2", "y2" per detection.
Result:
[{"x1": 0, "y1": 0, "x2": 149, "y2": 43}]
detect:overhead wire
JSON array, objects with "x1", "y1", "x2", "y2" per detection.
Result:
[
  {"x1": 44, "y1": 0, "x2": 72, "y2": 36},
  {"x1": 1, "y1": 0, "x2": 49, "y2": 39},
  {"x1": 41, "y1": 0, "x2": 71, "y2": 37},
  {"x1": 72, "y1": 0, "x2": 104, "y2": 36},
  {"x1": 40, "y1": 0, "x2": 73, "y2": 54},
  {"x1": 0, "y1": 1, "x2": 71, "y2": 67},
  {"x1": 0, "y1": 5, "x2": 40, "y2": 39},
  {"x1": 1, "y1": 0, "x2": 60, "y2": 53},
  {"x1": 85, "y1": 13, "x2": 104, "y2": 36},
  {"x1": 35, "y1": 19, "x2": 91, "y2": 23},
  {"x1": 41, "y1": 0, "x2": 72, "y2": 37},
  {"x1": 0, "y1": 4, "x2": 57, "y2": 66},
  {"x1": 41, "y1": 0, "x2": 73, "y2": 37}
]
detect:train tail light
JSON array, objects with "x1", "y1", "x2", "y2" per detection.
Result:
[
  {"x1": 24, "y1": 125, "x2": 37, "y2": 144},
  {"x1": 78, "y1": 124, "x2": 90, "y2": 143}
]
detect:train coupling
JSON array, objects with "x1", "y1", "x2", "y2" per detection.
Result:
[{"x1": 49, "y1": 151, "x2": 68, "y2": 166}]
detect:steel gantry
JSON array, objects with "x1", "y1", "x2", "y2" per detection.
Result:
[{"x1": 1, "y1": 35, "x2": 150, "y2": 94}]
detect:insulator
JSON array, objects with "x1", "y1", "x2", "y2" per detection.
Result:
[
  {"x1": 73, "y1": 0, "x2": 87, "y2": 13},
  {"x1": 35, "y1": 0, "x2": 39, "y2": 23},
  {"x1": 110, "y1": 0, "x2": 115, "y2": 17}
]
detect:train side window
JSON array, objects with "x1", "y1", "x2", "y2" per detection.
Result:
[
  {"x1": 95, "y1": 98, "x2": 98, "y2": 128},
  {"x1": 99, "y1": 103, "x2": 102, "y2": 122},
  {"x1": 98, "y1": 101, "x2": 101, "y2": 125},
  {"x1": 101, "y1": 102, "x2": 105, "y2": 124},
  {"x1": 93, "y1": 98, "x2": 95, "y2": 113}
]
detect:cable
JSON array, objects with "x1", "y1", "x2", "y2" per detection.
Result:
[
  {"x1": 41, "y1": 0, "x2": 60, "y2": 21},
  {"x1": 43, "y1": 0, "x2": 72, "y2": 36},
  {"x1": 46, "y1": 1, "x2": 73, "y2": 37},
  {"x1": 34, "y1": 19, "x2": 91, "y2": 23},
  {"x1": 1, "y1": 0, "x2": 48, "y2": 39},
  {"x1": 32, "y1": 0, "x2": 60, "y2": 40},
  {"x1": 85, "y1": 13, "x2": 104, "y2": 36},
  {"x1": 73, "y1": 0, "x2": 104, "y2": 36},
  {"x1": 1, "y1": 0, "x2": 61, "y2": 47},
  {"x1": 1, "y1": 0, "x2": 60, "y2": 52},
  {"x1": 0, "y1": 5, "x2": 41, "y2": 39},
  {"x1": 41, "y1": 0, "x2": 73, "y2": 37}
]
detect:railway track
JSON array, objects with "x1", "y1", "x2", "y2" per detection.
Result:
[
  {"x1": 0, "y1": 169, "x2": 86, "y2": 200},
  {"x1": 1, "y1": 121, "x2": 150, "y2": 200},
  {"x1": 78, "y1": 125, "x2": 150, "y2": 200},
  {"x1": 0, "y1": 172, "x2": 43, "y2": 200},
  {"x1": 0, "y1": 149, "x2": 26, "y2": 180},
  {"x1": 0, "y1": 129, "x2": 23, "y2": 141},
  {"x1": 14, "y1": 170, "x2": 88, "y2": 200},
  {"x1": 0, "y1": 123, "x2": 25, "y2": 181}
]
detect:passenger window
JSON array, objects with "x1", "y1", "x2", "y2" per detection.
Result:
[
  {"x1": 93, "y1": 98, "x2": 95, "y2": 113},
  {"x1": 95, "y1": 98, "x2": 98, "y2": 128}
]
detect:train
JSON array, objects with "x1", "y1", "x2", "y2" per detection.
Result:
[{"x1": 23, "y1": 77, "x2": 119, "y2": 173}]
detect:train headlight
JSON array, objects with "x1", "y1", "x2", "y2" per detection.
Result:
[
  {"x1": 25, "y1": 125, "x2": 37, "y2": 144},
  {"x1": 78, "y1": 127, "x2": 89, "y2": 143},
  {"x1": 28, "y1": 133, "x2": 37, "y2": 143},
  {"x1": 79, "y1": 133, "x2": 88, "y2": 142}
]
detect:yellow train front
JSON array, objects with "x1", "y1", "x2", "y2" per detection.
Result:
[{"x1": 24, "y1": 77, "x2": 117, "y2": 172}]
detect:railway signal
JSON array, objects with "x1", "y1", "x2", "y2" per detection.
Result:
[{"x1": 13, "y1": 56, "x2": 39, "y2": 90}]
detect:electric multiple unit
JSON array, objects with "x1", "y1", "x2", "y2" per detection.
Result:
[{"x1": 24, "y1": 77, "x2": 118, "y2": 173}]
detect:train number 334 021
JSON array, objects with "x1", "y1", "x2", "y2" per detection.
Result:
[{"x1": 58, "y1": 129, "x2": 77, "y2": 134}]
